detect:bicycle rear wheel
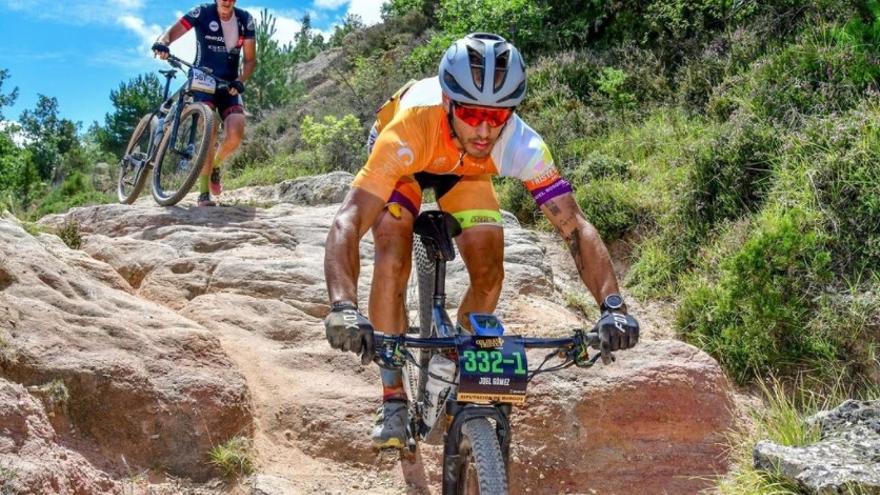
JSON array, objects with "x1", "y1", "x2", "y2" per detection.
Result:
[
  {"x1": 455, "y1": 418, "x2": 508, "y2": 495},
  {"x1": 117, "y1": 113, "x2": 155, "y2": 204},
  {"x1": 151, "y1": 103, "x2": 216, "y2": 206},
  {"x1": 413, "y1": 236, "x2": 436, "y2": 394}
]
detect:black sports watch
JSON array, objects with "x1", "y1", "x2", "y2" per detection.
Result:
[{"x1": 600, "y1": 293, "x2": 626, "y2": 313}]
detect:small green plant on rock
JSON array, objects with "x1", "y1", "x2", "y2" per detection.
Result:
[
  {"x1": 57, "y1": 218, "x2": 82, "y2": 250},
  {"x1": 208, "y1": 436, "x2": 254, "y2": 478},
  {"x1": 563, "y1": 290, "x2": 595, "y2": 320}
]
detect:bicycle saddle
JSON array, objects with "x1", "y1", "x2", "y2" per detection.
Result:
[
  {"x1": 159, "y1": 69, "x2": 177, "y2": 79},
  {"x1": 414, "y1": 211, "x2": 461, "y2": 262}
]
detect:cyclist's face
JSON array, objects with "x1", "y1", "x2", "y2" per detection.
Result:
[
  {"x1": 216, "y1": 0, "x2": 235, "y2": 16},
  {"x1": 445, "y1": 98, "x2": 509, "y2": 159}
]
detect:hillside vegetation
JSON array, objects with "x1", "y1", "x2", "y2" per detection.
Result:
[{"x1": 231, "y1": 0, "x2": 880, "y2": 391}]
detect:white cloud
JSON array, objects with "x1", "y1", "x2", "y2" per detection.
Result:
[
  {"x1": 113, "y1": 13, "x2": 196, "y2": 68},
  {"x1": 346, "y1": 0, "x2": 384, "y2": 26},
  {"x1": 314, "y1": 0, "x2": 348, "y2": 8},
  {"x1": 118, "y1": 14, "x2": 161, "y2": 42}
]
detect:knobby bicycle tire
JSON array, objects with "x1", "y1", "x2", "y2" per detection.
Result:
[
  {"x1": 151, "y1": 103, "x2": 216, "y2": 206},
  {"x1": 456, "y1": 418, "x2": 508, "y2": 495},
  {"x1": 414, "y1": 236, "x2": 436, "y2": 395},
  {"x1": 402, "y1": 236, "x2": 436, "y2": 443},
  {"x1": 117, "y1": 113, "x2": 155, "y2": 204}
]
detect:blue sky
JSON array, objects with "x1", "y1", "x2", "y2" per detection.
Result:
[{"x1": 0, "y1": 0, "x2": 384, "y2": 128}]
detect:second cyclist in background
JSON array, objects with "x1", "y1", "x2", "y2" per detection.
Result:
[{"x1": 152, "y1": 0, "x2": 256, "y2": 207}]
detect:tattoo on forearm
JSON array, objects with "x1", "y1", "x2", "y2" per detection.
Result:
[
  {"x1": 547, "y1": 200, "x2": 561, "y2": 216},
  {"x1": 567, "y1": 231, "x2": 585, "y2": 272}
]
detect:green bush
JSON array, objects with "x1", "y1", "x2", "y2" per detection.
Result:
[
  {"x1": 625, "y1": 237, "x2": 679, "y2": 298},
  {"x1": 677, "y1": 206, "x2": 836, "y2": 384},
  {"x1": 681, "y1": 111, "x2": 780, "y2": 236},
  {"x1": 403, "y1": 31, "x2": 457, "y2": 78},
  {"x1": 710, "y1": 22, "x2": 880, "y2": 124},
  {"x1": 31, "y1": 172, "x2": 111, "y2": 219},
  {"x1": 436, "y1": 0, "x2": 548, "y2": 52},
  {"x1": 575, "y1": 178, "x2": 644, "y2": 240},
  {"x1": 495, "y1": 177, "x2": 537, "y2": 225},
  {"x1": 566, "y1": 150, "x2": 630, "y2": 183},
  {"x1": 300, "y1": 114, "x2": 366, "y2": 173},
  {"x1": 225, "y1": 152, "x2": 314, "y2": 189},
  {"x1": 791, "y1": 102, "x2": 880, "y2": 272}
]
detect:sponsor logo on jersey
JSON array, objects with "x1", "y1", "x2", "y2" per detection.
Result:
[
  {"x1": 205, "y1": 35, "x2": 225, "y2": 42},
  {"x1": 189, "y1": 6, "x2": 201, "y2": 18},
  {"x1": 396, "y1": 141, "x2": 414, "y2": 165},
  {"x1": 209, "y1": 21, "x2": 219, "y2": 31},
  {"x1": 247, "y1": 16, "x2": 255, "y2": 31}
]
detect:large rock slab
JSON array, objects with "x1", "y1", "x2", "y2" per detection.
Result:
[
  {"x1": 223, "y1": 171, "x2": 354, "y2": 206},
  {"x1": 0, "y1": 378, "x2": 119, "y2": 495},
  {"x1": 0, "y1": 218, "x2": 252, "y2": 482},
  {"x1": 754, "y1": 399, "x2": 880, "y2": 494},
  {"x1": 515, "y1": 339, "x2": 733, "y2": 494}
]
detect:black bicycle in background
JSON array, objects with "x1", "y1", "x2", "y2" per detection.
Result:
[
  {"x1": 372, "y1": 210, "x2": 612, "y2": 495},
  {"x1": 117, "y1": 53, "x2": 228, "y2": 206}
]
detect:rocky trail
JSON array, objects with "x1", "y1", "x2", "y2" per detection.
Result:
[{"x1": 0, "y1": 173, "x2": 734, "y2": 494}]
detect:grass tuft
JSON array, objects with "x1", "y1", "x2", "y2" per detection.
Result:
[{"x1": 208, "y1": 436, "x2": 254, "y2": 478}]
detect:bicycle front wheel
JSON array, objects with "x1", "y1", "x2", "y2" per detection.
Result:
[
  {"x1": 117, "y1": 113, "x2": 155, "y2": 204},
  {"x1": 455, "y1": 418, "x2": 508, "y2": 495},
  {"x1": 151, "y1": 103, "x2": 216, "y2": 206}
]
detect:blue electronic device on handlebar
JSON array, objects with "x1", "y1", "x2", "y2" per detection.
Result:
[{"x1": 469, "y1": 312, "x2": 505, "y2": 336}]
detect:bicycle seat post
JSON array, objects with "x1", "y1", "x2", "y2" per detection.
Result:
[
  {"x1": 159, "y1": 69, "x2": 176, "y2": 100},
  {"x1": 433, "y1": 256, "x2": 448, "y2": 309}
]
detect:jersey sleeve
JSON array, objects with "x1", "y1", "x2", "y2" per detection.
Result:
[
  {"x1": 179, "y1": 4, "x2": 205, "y2": 31},
  {"x1": 242, "y1": 11, "x2": 256, "y2": 39},
  {"x1": 352, "y1": 107, "x2": 431, "y2": 201},
  {"x1": 492, "y1": 116, "x2": 573, "y2": 206}
]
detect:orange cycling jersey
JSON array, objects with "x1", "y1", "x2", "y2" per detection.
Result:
[{"x1": 353, "y1": 77, "x2": 573, "y2": 214}]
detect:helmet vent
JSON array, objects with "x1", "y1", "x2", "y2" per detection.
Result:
[
  {"x1": 443, "y1": 70, "x2": 477, "y2": 101},
  {"x1": 493, "y1": 47, "x2": 510, "y2": 92},
  {"x1": 466, "y1": 46, "x2": 485, "y2": 91}
]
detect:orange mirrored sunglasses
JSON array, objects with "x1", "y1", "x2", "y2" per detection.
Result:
[{"x1": 453, "y1": 103, "x2": 514, "y2": 127}]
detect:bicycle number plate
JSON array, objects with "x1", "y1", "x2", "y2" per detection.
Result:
[
  {"x1": 191, "y1": 69, "x2": 216, "y2": 94},
  {"x1": 457, "y1": 335, "x2": 527, "y2": 405}
]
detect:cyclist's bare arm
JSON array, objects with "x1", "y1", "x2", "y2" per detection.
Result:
[
  {"x1": 239, "y1": 39, "x2": 257, "y2": 82},
  {"x1": 540, "y1": 193, "x2": 621, "y2": 306},
  {"x1": 156, "y1": 21, "x2": 188, "y2": 46},
  {"x1": 325, "y1": 187, "x2": 387, "y2": 305}
]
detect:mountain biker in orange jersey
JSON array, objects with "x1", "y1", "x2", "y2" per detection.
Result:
[
  {"x1": 151, "y1": 0, "x2": 256, "y2": 207},
  {"x1": 324, "y1": 33, "x2": 640, "y2": 449}
]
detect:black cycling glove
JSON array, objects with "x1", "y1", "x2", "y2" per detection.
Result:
[
  {"x1": 229, "y1": 80, "x2": 245, "y2": 94},
  {"x1": 597, "y1": 311, "x2": 640, "y2": 363},
  {"x1": 151, "y1": 42, "x2": 170, "y2": 55},
  {"x1": 324, "y1": 301, "x2": 374, "y2": 365}
]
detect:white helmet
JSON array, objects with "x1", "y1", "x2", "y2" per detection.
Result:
[{"x1": 438, "y1": 33, "x2": 527, "y2": 107}]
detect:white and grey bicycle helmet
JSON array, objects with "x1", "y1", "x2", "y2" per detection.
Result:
[{"x1": 439, "y1": 33, "x2": 527, "y2": 108}]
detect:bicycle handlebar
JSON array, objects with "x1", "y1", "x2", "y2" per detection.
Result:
[
  {"x1": 371, "y1": 326, "x2": 605, "y2": 372},
  {"x1": 373, "y1": 331, "x2": 600, "y2": 350},
  {"x1": 163, "y1": 54, "x2": 234, "y2": 86}
]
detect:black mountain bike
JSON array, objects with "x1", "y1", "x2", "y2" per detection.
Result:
[
  {"x1": 117, "y1": 54, "x2": 227, "y2": 206},
  {"x1": 372, "y1": 211, "x2": 608, "y2": 495}
]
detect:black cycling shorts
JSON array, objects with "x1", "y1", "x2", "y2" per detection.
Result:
[{"x1": 193, "y1": 89, "x2": 244, "y2": 119}]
